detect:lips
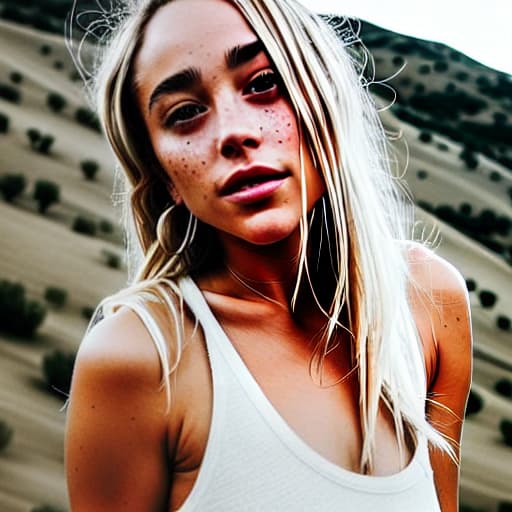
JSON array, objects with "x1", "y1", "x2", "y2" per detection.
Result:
[{"x1": 220, "y1": 165, "x2": 290, "y2": 197}]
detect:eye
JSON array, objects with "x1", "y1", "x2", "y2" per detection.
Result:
[
  {"x1": 165, "y1": 103, "x2": 207, "y2": 128},
  {"x1": 244, "y1": 71, "x2": 280, "y2": 96}
]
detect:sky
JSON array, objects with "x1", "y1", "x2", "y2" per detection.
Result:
[{"x1": 299, "y1": 0, "x2": 512, "y2": 76}]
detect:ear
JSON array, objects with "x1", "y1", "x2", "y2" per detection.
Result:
[{"x1": 167, "y1": 181, "x2": 183, "y2": 205}]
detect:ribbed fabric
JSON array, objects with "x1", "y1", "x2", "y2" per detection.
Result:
[{"x1": 177, "y1": 276, "x2": 441, "y2": 512}]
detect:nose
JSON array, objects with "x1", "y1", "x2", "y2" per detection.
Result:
[{"x1": 216, "y1": 100, "x2": 262, "y2": 159}]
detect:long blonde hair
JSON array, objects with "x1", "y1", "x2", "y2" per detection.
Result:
[{"x1": 76, "y1": 0, "x2": 454, "y2": 472}]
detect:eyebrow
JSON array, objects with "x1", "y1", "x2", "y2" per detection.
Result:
[
  {"x1": 225, "y1": 40, "x2": 264, "y2": 70},
  {"x1": 148, "y1": 67, "x2": 201, "y2": 112},
  {"x1": 148, "y1": 40, "x2": 264, "y2": 112}
]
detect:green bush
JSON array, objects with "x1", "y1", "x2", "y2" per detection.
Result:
[
  {"x1": 72, "y1": 216, "x2": 97, "y2": 236},
  {"x1": 53, "y1": 61, "x2": 64, "y2": 70},
  {"x1": 31, "y1": 505, "x2": 66, "y2": 512},
  {"x1": 80, "y1": 159, "x2": 100, "y2": 180},
  {"x1": 81, "y1": 306, "x2": 95, "y2": 321},
  {"x1": 75, "y1": 107, "x2": 101, "y2": 133},
  {"x1": 433, "y1": 60, "x2": 448, "y2": 72},
  {"x1": 42, "y1": 349, "x2": 76, "y2": 396},
  {"x1": 9, "y1": 71, "x2": 23, "y2": 84},
  {"x1": 418, "y1": 131, "x2": 432, "y2": 143},
  {"x1": 99, "y1": 219, "x2": 114, "y2": 234},
  {"x1": 26, "y1": 127, "x2": 41, "y2": 147},
  {"x1": 0, "y1": 419, "x2": 14, "y2": 452},
  {"x1": 33, "y1": 180, "x2": 60, "y2": 213},
  {"x1": 418, "y1": 64, "x2": 431, "y2": 75},
  {"x1": 0, "y1": 279, "x2": 46, "y2": 337},
  {"x1": 44, "y1": 287, "x2": 68, "y2": 308},
  {"x1": 37, "y1": 134, "x2": 55, "y2": 155},
  {"x1": 500, "y1": 419, "x2": 512, "y2": 447},
  {"x1": 47, "y1": 92, "x2": 67, "y2": 113},
  {"x1": 0, "y1": 112, "x2": 8, "y2": 134},
  {"x1": 40, "y1": 44, "x2": 52, "y2": 56},
  {"x1": 0, "y1": 82, "x2": 20, "y2": 103},
  {"x1": 0, "y1": 174, "x2": 26, "y2": 202},
  {"x1": 101, "y1": 249, "x2": 121, "y2": 269}
]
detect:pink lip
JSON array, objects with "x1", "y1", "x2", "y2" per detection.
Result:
[{"x1": 220, "y1": 165, "x2": 290, "y2": 204}]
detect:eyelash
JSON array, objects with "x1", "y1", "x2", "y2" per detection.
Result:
[
  {"x1": 163, "y1": 70, "x2": 281, "y2": 129},
  {"x1": 244, "y1": 70, "x2": 280, "y2": 96}
]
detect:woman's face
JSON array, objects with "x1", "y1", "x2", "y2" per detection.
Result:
[{"x1": 134, "y1": 0, "x2": 324, "y2": 246}]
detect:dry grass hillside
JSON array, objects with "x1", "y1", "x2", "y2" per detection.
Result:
[{"x1": 0, "y1": 12, "x2": 510, "y2": 512}]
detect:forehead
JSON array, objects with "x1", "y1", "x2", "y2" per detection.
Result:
[{"x1": 135, "y1": 0, "x2": 258, "y2": 79}]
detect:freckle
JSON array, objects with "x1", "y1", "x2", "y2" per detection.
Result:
[
  {"x1": 75, "y1": 467, "x2": 78, "y2": 472},
  {"x1": 287, "y1": 123, "x2": 291, "y2": 127},
  {"x1": 278, "y1": 140, "x2": 283, "y2": 144},
  {"x1": 259, "y1": 126, "x2": 263, "y2": 131},
  {"x1": 91, "y1": 405, "x2": 95, "y2": 409},
  {"x1": 203, "y1": 194, "x2": 207, "y2": 200},
  {"x1": 443, "y1": 324, "x2": 448, "y2": 328},
  {"x1": 131, "y1": 416, "x2": 136, "y2": 421},
  {"x1": 275, "y1": 129, "x2": 279, "y2": 133},
  {"x1": 184, "y1": 164, "x2": 188, "y2": 169},
  {"x1": 456, "y1": 317, "x2": 460, "y2": 322},
  {"x1": 186, "y1": 141, "x2": 191, "y2": 145},
  {"x1": 201, "y1": 161, "x2": 206, "y2": 165},
  {"x1": 264, "y1": 109, "x2": 269, "y2": 113},
  {"x1": 182, "y1": 157, "x2": 186, "y2": 161},
  {"x1": 79, "y1": 445, "x2": 83, "y2": 451}
]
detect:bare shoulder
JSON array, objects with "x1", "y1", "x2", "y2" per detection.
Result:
[
  {"x1": 406, "y1": 242, "x2": 469, "y2": 307},
  {"x1": 65, "y1": 305, "x2": 172, "y2": 511}
]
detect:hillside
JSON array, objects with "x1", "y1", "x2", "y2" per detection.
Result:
[{"x1": 0, "y1": 9, "x2": 510, "y2": 512}]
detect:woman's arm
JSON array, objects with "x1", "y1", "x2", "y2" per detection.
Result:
[
  {"x1": 410, "y1": 247, "x2": 473, "y2": 512},
  {"x1": 65, "y1": 307, "x2": 172, "y2": 511}
]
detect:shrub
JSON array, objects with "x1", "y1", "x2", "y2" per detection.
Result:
[
  {"x1": 478, "y1": 290, "x2": 497, "y2": 308},
  {"x1": 418, "y1": 131, "x2": 432, "y2": 143},
  {"x1": 44, "y1": 287, "x2": 68, "y2": 308},
  {"x1": 493, "y1": 112, "x2": 507, "y2": 126},
  {"x1": 465, "y1": 279, "x2": 476, "y2": 292},
  {"x1": 0, "y1": 112, "x2": 8, "y2": 134},
  {"x1": 80, "y1": 159, "x2": 100, "y2": 180},
  {"x1": 75, "y1": 107, "x2": 101, "y2": 133},
  {"x1": 418, "y1": 64, "x2": 431, "y2": 75},
  {"x1": 40, "y1": 44, "x2": 52, "y2": 56},
  {"x1": 499, "y1": 419, "x2": 512, "y2": 447},
  {"x1": 53, "y1": 61, "x2": 64, "y2": 70},
  {"x1": 26, "y1": 128, "x2": 41, "y2": 147},
  {"x1": 0, "y1": 83, "x2": 20, "y2": 103},
  {"x1": 31, "y1": 505, "x2": 66, "y2": 512},
  {"x1": 433, "y1": 60, "x2": 448, "y2": 72},
  {"x1": 47, "y1": 92, "x2": 67, "y2": 113},
  {"x1": 498, "y1": 503, "x2": 512, "y2": 512},
  {"x1": 436, "y1": 142, "x2": 449, "y2": 152},
  {"x1": 459, "y1": 203, "x2": 472, "y2": 216},
  {"x1": 465, "y1": 389, "x2": 483, "y2": 416},
  {"x1": 445, "y1": 82, "x2": 456, "y2": 94},
  {"x1": 0, "y1": 280, "x2": 46, "y2": 337},
  {"x1": 42, "y1": 349, "x2": 76, "y2": 396},
  {"x1": 72, "y1": 216, "x2": 97, "y2": 236},
  {"x1": 497, "y1": 315, "x2": 511, "y2": 331},
  {"x1": 455, "y1": 71, "x2": 469, "y2": 82},
  {"x1": 0, "y1": 174, "x2": 26, "y2": 202},
  {"x1": 99, "y1": 219, "x2": 114, "y2": 234},
  {"x1": 81, "y1": 306, "x2": 95, "y2": 321},
  {"x1": 101, "y1": 249, "x2": 121, "y2": 269},
  {"x1": 37, "y1": 134, "x2": 55, "y2": 155},
  {"x1": 495, "y1": 379, "x2": 512, "y2": 398},
  {"x1": 33, "y1": 180, "x2": 60, "y2": 213},
  {"x1": 414, "y1": 83, "x2": 425, "y2": 94},
  {"x1": 9, "y1": 71, "x2": 23, "y2": 84},
  {"x1": 0, "y1": 419, "x2": 13, "y2": 452},
  {"x1": 416, "y1": 170, "x2": 428, "y2": 180},
  {"x1": 489, "y1": 171, "x2": 502, "y2": 182},
  {"x1": 392, "y1": 56, "x2": 404, "y2": 66}
]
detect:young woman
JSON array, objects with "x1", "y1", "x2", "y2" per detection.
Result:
[{"x1": 65, "y1": 0, "x2": 472, "y2": 510}]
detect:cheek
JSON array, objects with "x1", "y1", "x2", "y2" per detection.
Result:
[{"x1": 263, "y1": 104, "x2": 299, "y2": 147}]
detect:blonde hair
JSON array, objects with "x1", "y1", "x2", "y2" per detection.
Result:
[{"x1": 76, "y1": 0, "x2": 454, "y2": 472}]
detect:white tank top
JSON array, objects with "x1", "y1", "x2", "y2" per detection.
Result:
[{"x1": 177, "y1": 276, "x2": 441, "y2": 511}]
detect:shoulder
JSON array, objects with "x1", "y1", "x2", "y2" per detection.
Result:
[
  {"x1": 405, "y1": 242, "x2": 472, "y2": 390},
  {"x1": 406, "y1": 242, "x2": 469, "y2": 307}
]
